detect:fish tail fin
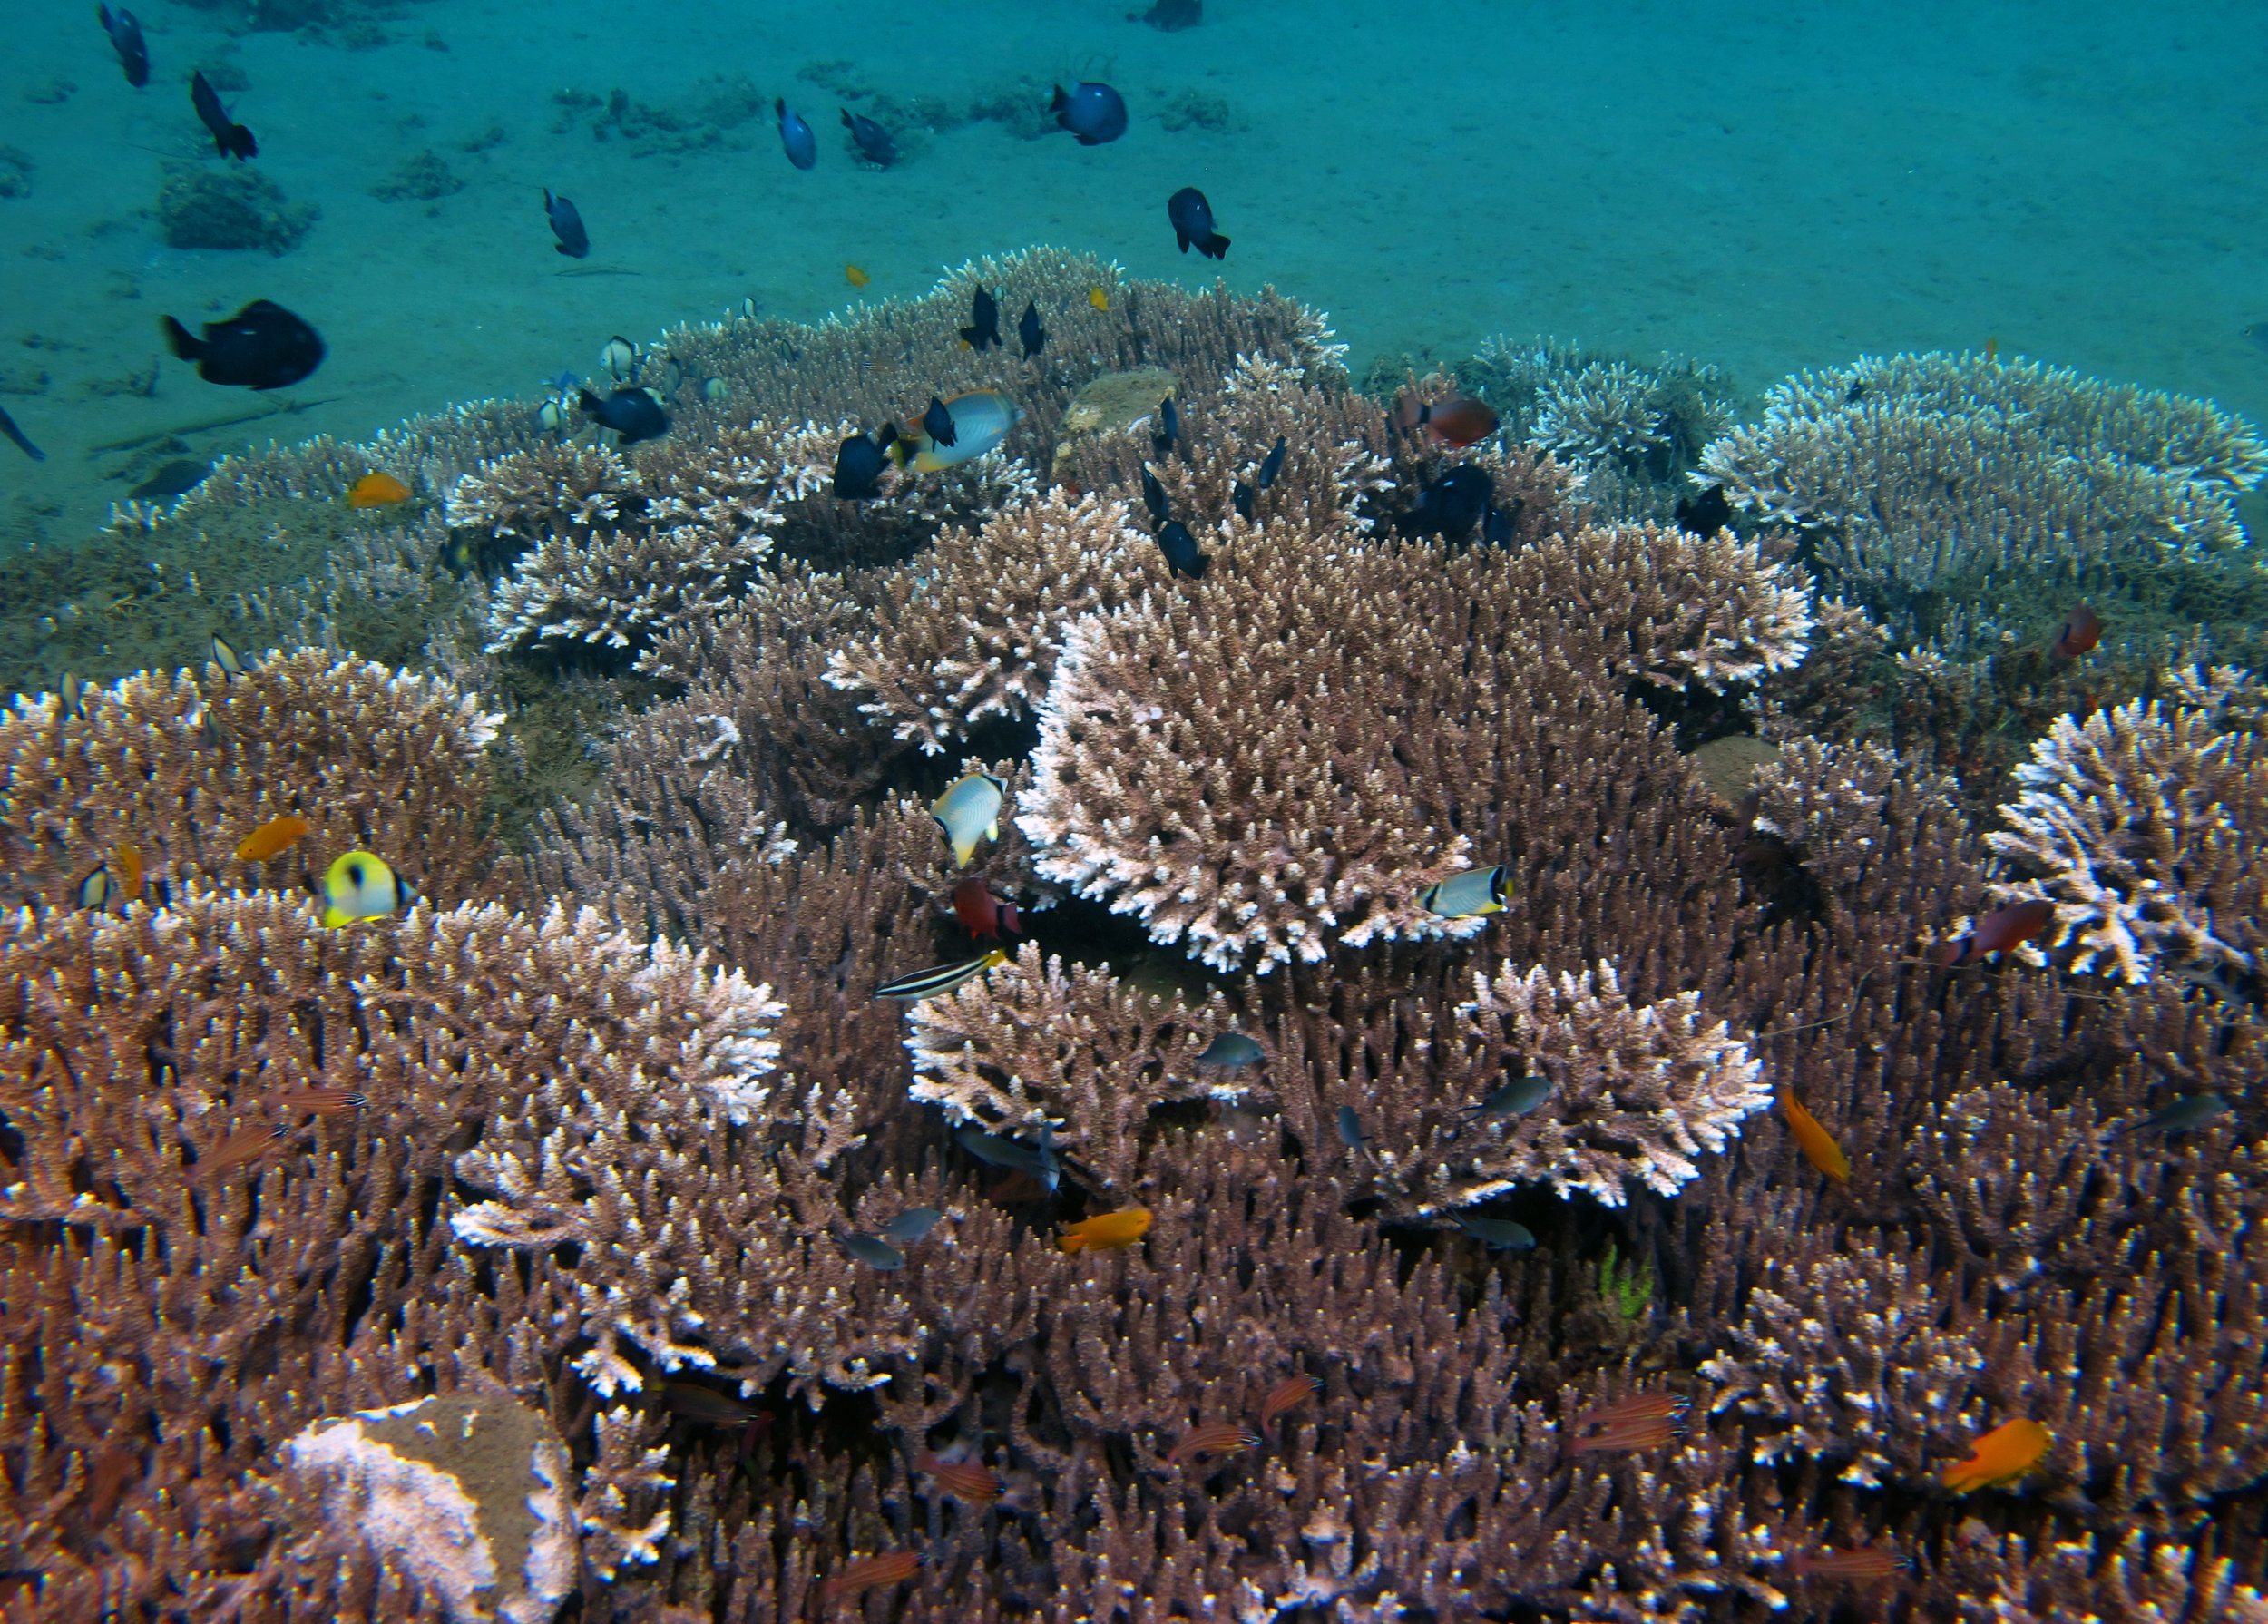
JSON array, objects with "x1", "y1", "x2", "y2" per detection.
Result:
[
  {"x1": 1191, "y1": 552, "x2": 1210, "y2": 580},
  {"x1": 160, "y1": 316, "x2": 200, "y2": 360},
  {"x1": 1206, "y1": 233, "x2": 1230, "y2": 259},
  {"x1": 576, "y1": 387, "x2": 603, "y2": 412}
]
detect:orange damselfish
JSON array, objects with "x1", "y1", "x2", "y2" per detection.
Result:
[
  {"x1": 1059, "y1": 1206, "x2": 1151, "y2": 1253},
  {"x1": 845, "y1": 264, "x2": 871, "y2": 288},
  {"x1": 1779, "y1": 1089, "x2": 1851, "y2": 1183},
  {"x1": 234, "y1": 814, "x2": 311, "y2": 862},
  {"x1": 347, "y1": 472, "x2": 412, "y2": 508},
  {"x1": 113, "y1": 840, "x2": 144, "y2": 902},
  {"x1": 1942, "y1": 1418, "x2": 2049, "y2": 1494}
]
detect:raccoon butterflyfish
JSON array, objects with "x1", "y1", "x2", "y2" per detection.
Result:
[
  {"x1": 874, "y1": 949, "x2": 1009, "y2": 1001},
  {"x1": 347, "y1": 471, "x2": 412, "y2": 508},
  {"x1": 1058, "y1": 1207, "x2": 1151, "y2": 1253},
  {"x1": 234, "y1": 814, "x2": 311, "y2": 862},
  {"x1": 1778, "y1": 1088, "x2": 1851, "y2": 1183},
  {"x1": 1418, "y1": 864, "x2": 1510, "y2": 918},
  {"x1": 931, "y1": 770, "x2": 1007, "y2": 865},
  {"x1": 887, "y1": 391, "x2": 1021, "y2": 473},
  {"x1": 320, "y1": 850, "x2": 415, "y2": 928},
  {"x1": 1941, "y1": 1418, "x2": 2050, "y2": 1494}
]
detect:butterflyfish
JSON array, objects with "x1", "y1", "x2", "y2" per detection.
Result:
[
  {"x1": 347, "y1": 471, "x2": 412, "y2": 508},
  {"x1": 1167, "y1": 1422, "x2": 1258, "y2": 1468},
  {"x1": 875, "y1": 949, "x2": 1009, "y2": 1002},
  {"x1": 822, "y1": 1551, "x2": 920, "y2": 1601},
  {"x1": 210, "y1": 632, "x2": 245, "y2": 676},
  {"x1": 932, "y1": 770, "x2": 1007, "y2": 865},
  {"x1": 320, "y1": 850, "x2": 415, "y2": 928},
  {"x1": 1418, "y1": 865, "x2": 1510, "y2": 919},
  {"x1": 1258, "y1": 1374, "x2": 1318, "y2": 1438},
  {"x1": 1058, "y1": 1207, "x2": 1151, "y2": 1253},
  {"x1": 1941, "y1": 1418, "x2": 2050, "y2": 1494},
  {"x1": 845, "y1": 263, "x2": 871, "y2": 288},
  {"x1": 914, "y1": 1450, "x2": 1002, "y2": 1505},
  {"x1": 235, "y1": 814, "x2": 311, "y2": 862},
  {"x1": 888, "y1": 391, "x2": 1021, "y2": 473},
  {"x1": 1778, "y1": 1088, "x2": 1851, "y2": 1183}
]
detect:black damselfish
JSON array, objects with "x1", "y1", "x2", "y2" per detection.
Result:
[
  {"x1": 1051, "y1": 81, "x2": 1128, "y2": 145},
  {"x1": 578, "y1": 386, "x2": 668, "y2": 445},
  {"x1": 834, "y1": 429, "x2": 889, "y2": 500},
  {"x1": 1396, "y1": 465, "x2": 1494, "y2": 539},
  {"x1": 1256, "y1": 434, "x2": 1286, "y2": 490},
  {"x1": 1167, "y1": 187, "x2": 1228, "y2": 259},
  {"x1": 98, "y1": 5, "x2": 149, "y2": 88},
  {"x1": 921, "y1": 396, "x2": 957, "y2": 447},
  {"x1": 960, "y1": 286, "x2": 1001, "y2": 350},
  {"x1": 1155, "y1": 519, "x2": 1208, "y2": 579},
  {"x1": 161, "y1": 299, "x2": 322, "y2": 389},
  {"x1": 1152, "y1": 394, "x2": 1178, "y2": 456},
  {"x1": 1019, "y1": 299, "x2": 1046, "y2": 360},
  {"x1": 840, "y1": 108, "x2": 897, "y2": 167},
  {"x1": 1141, "y1": 465, "x2": 1170, "y2": 524},
  {"x1": 543, "y1": 189, "x2": 589, "y2": 258},
  {"x1": 776, "y1": 99, "x2": 816, "y2": 170},
  {"x1": 190, "y1": 70, "x2": 255, "y2": 161}
]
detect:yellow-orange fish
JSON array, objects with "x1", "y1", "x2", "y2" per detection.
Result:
[
  {"x1": 234, "y1": 814, "x2": 311, "y2": 863},
  {"x1": 113, "y1": 841, "x2": 144, "y2": 903},
  {"x1": 1088, "y1": 286, "x2": 1109, "y2": 310},
  {"x1": 1779, "y1": 1089, "x2": 1851, "y2": 1183},
  {"x1": 347, "y1": 471, "x2": 412, "y2": 508},
  {"x1": 1941, "y1": 1418, "x2": 2049, "y2": 1494},
  {"x1": 1059, "y1": 1206, "x2": 1151, "y2": 1253},
  {"x1": 845, "y1": 264, "x2": 871, "y2": 288}
]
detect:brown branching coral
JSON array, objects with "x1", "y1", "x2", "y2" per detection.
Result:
[
  {"x1": 1986, "y1": 683, "x2": 2268, "y2": 984},
  {"x1": 823, "y1": 487, "x2": 1170, "y2": 756},
  {"x1": 903, "y1": 943, "x2": 1247, "y2": 1194},
  {"x1": 0, "y1": 645, "x2": 501, "y2": 911}
]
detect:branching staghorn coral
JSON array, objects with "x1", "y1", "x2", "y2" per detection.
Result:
[
  {"x1": 823, "y1": 488, "x2": 1169, "y2": 755},
  {"x1": 903, "y1": 942, "x2": 1247, "y2": 1194},
  {"x1": 1986, "y1": 684, "x2": 2268, "y2": 984},
  {"x1": 0, "y1": 644, "x2": 500, "y2": 910}
]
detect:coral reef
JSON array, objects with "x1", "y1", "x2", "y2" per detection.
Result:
[
  {"x1": 157, "y1": 161, "x2": 320, "y2": 253},
  {"x1": 7, "y1": 261, "x2": 2268, "y2": 1624}
]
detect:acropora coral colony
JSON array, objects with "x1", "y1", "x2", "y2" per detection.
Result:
[{"x1": 6, "y1": 247, "x2": 2268, "y2": 1622}]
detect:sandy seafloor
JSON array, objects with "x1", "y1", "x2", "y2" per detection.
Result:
[{"x1": 0, "y1": 0, "x2": 2263, "y2": 561}]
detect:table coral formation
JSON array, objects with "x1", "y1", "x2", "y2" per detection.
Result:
[{"x1": 5, "y1": 251, "x2": 2268, "y2": 1622}]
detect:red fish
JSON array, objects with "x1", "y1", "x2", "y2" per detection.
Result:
[
  {"x1": 2049, "y1": 604, "x2": 2101, "y2": 660},
  {"x1": 1938, "y1": 898, "x2": 2056, "y2": 966},
  {"x1": 914, "y1": 1449, "x2": 1003, "y2": 1505},
  {"x1": 1395, "y1": 390, "x2": 1501, "y2": 447},
  {"x1": 1259, "y1": 1373, "x2": 1319, "y2": 1439},
  {"x1": 1789, "y1": 1546, "x2": 1906, "y2": 1581},
  {"x1": 1167, "y1": 1422, "x2": 1259, "y2": 1468},
  {"x1": 1573, "y1": 1392, "x2": 1692, "y2": 1431},
  {"x1": 951, "y1": 876, "x2": 1022, "y2": 941},
  {"x1": 272, "y1": 1086, "x2": 367, "y2": 1117},
  {"x1": 1942, "y1": 1417, "x2": 2050, "y2": 1493},
  {"x1": 1569, "y1": 1414, "x2": 1685, "y2": 1454},
  {"x1": 822, "y1": 1551, "x2": 920, "y2": 1600},
  {"x1": 200, "y1": 1122, "x2": 288, "y2": 1179}
]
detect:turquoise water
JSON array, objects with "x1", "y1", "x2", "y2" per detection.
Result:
[{"x1": 1, "y1": 0, "x2": 2262, "y2": 544}]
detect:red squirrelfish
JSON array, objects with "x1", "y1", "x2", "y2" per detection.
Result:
[
  {"x1": 1938, "y1": 898, "x2": 2057, "y2": 966},
  {"x1": 951, "y1": 876, "x2": 1021, "y2": 941}
]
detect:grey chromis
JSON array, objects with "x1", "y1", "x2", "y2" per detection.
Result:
[
  {"x1": 880, "y1": 1208, "x2": 944, "y2": 1246},
  {"x1": 2119, "y1": 1092, "x2": 2232, "y2": 1137},
  {"x1": 836, "y1": 1230, "x2": 905, "y2": 1269},
  {"x1": 1194, "y1": 1032, "x2": 1266, "y2": 1070},
  {"x1": 1454, "y1": 1215, "x2": 1537, "y2": 1251},
  {"x1": 1455, "y1": 1074, "x2": 1552, "y2": 1128}
]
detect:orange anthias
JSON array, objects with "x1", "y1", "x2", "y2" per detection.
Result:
[
  {"x1": 1059, "y1": 1207, "x2": 1151, "y2": 1254},
  {"x1": 1942, "y1": 1418, "x2": 2050, "y2": 1493},
  {"x1": 1779, "y1": 1089, "x2": 1851, "y2": 1183},
  {"x1": 347, "y1": 471, "x2": 412, "y2": 508},
  {"x1": 234, "y1": 814, "x2": 311, "y2": 862}
]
